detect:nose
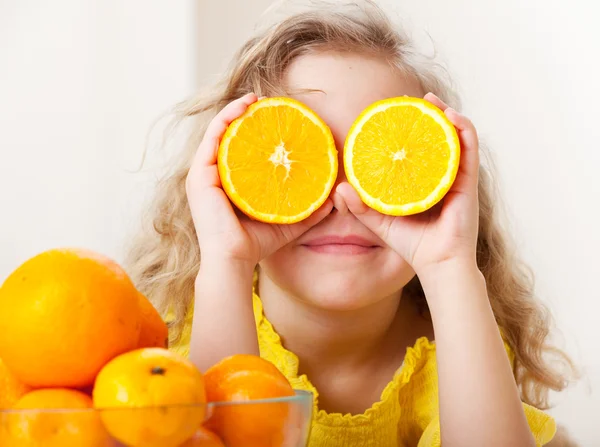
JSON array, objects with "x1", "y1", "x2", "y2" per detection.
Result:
[{"x1": 330, "y1": 146, "x2": 350, "y2": 214}]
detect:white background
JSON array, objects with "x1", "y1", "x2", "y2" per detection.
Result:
[{"x1": 1, "y1": 1, "x2": 598, "y2": 443}]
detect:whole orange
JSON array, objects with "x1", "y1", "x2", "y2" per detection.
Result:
[
  {"x1": 204, "y1": 355, "x2": 295, "y2": 447},
  {"x1": 93, "y1": 348, "x2": 206, "y2": 447},
  {"x1": 179, "y1": 426, "x2": 225, "y2": 447},
  {"x1": 137, "y1": 292, "x2": 169, "y2": 349},
  {"x1": 0, "y1": 357, "x2": 31, "y2": 409},
  {"x1": 0, "y1": 388, "x2": 113, "y2": 447},
  {"x1": 0, "y1": 249, "x2": 142, "y2": 388},
  {"x1": 204, "y1": 354, "x2": 283, "y2": 393}
]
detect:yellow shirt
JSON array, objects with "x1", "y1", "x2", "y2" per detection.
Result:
[{"x1": 172, "y1": 291, "x2": 556, "y2": 447}]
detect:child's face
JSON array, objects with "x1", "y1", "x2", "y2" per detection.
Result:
[{"x1": 259, "y1": 52, "x2": 425, "y2": 310}]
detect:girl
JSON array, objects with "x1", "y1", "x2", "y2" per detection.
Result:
[{"x1": 127, "y1": 2, "x2": 575, "y2": 446}]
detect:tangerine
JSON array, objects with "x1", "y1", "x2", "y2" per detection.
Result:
[
  {"x1": 0, "y1": 388, "x2": 112, "y2": 447},
  {"x1": 204, "y1": 355, "x2": 295, "y2": 447},
  {"x1": 93, "y1": 348, "x2": 206, "y2": 447},
  {"x1": 179, "y1": 426, "x2": 225, "y2": 447}
]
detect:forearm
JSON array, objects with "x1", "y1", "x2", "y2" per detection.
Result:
[
  {"x1": 421, "y1": 259, "x2": 535, "y2": 447},
  {"x1": 189, "y1": 258, "x2": 259, "y2": 372}
]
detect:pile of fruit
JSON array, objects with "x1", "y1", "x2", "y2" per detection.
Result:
[{"x1": 0, "y1": 249, "x2": 297, "y2": 446}]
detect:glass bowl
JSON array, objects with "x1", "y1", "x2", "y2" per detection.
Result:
[{"x1": 0, "y1": 390, "x2": 313, "y2": 447}]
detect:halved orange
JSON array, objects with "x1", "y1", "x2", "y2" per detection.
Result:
[
  {"x1": 344, "y1": 97, "x2": 461, "y2": 216},
  {"x1": 218, "y1": 97, "x2": 338, "y2": 224}
]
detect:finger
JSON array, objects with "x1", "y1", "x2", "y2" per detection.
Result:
[
  {"x1": 445, "y1": 108, "x2": 480, "y2": 191},
  {"x1": 246, "y1": 199, "x2": 334, "y2": 259},
  {"x1": 279, "y1": 199, "x2": 334, "y2": 241},
  {"x1": 335, "y1": 182, "x2": 370, "y2": 216},
  {"x1": 424, "y1": 92, "x2": 450, "y2": 112},
  {"x1": 193, "y1": 186, "x2": 240, "y2": 244},
  {"x1": 336, "y1": 182, "x2": 395, "y2": 240},
  {"x1": 193, "y1": 92, "x2": 258, "y2": 168}
]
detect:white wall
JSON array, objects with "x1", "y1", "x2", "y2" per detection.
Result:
[
  {"x1": 1, "y1": 0, "x2": 598, "y2": 443},
  {"x1": 390, "y1": 1, "x2": 599, "y2": 442},
  {"x1": 0, "y1": 0, "x2": 197, "y2": 270}
]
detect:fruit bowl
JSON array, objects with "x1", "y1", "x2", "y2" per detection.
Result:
[{"x1": 0, "y1": 390, "x2": 314, "y2": 447}]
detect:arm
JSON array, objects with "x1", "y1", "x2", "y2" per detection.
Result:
[
  {"x1": 185, "y1": 93, "x2": 332, "y2": 372},
  {"x1": 190, "y1": 259, "x2": 258, "y2": 372},
  {"x1": 420, "y1": 259, "x2": 535, "y2": 447},
  {"x1": 338, "y1": 92, "x2": 542, "y2": 446}
]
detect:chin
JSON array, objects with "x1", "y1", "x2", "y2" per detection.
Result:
[{"x1": 303, "y1": 275, "x2": 380, "y2": 311}]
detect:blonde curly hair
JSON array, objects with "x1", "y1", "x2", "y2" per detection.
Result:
[{"x1": 126, "y1": 0, "x2": 575, "y2": 412}]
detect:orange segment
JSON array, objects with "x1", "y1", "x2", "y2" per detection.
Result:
[
  {"x1": 218, "y1": 97, "x2": 338, "y2": 224},
  {"x1": 344, "y1": 96, "x2": 460, "y2": 216}
]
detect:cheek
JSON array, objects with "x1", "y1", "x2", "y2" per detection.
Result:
[
  {"x1": 381, "y1": 256, "x2": 416, "y2": 294},
  {"x1": 258, "y1": 247, "x2": 305, "y2": 289}
]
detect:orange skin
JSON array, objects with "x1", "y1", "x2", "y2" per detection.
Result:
[
  {"x1": 179, "y1": 426, "x2": 226, "y2": 447},
  {"x1": 204, "y1": 354, "x2": 295, "y2": 447},
  {"x1": 93, "y1": 348, "x2": 206, "y2": 447},
  {"x1": 2, "y1": 388, "x2": 112, "y2": 447},
  {"x1": 137, "y1": 292, "x2": 169, "y2": 349},
  {"x1": 0, "y1": 248, "x2": 142, "y2": 388}
]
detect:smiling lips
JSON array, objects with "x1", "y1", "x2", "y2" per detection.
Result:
[{"x1": 301, "y1": 235, "x2": 380, "y2": 255}]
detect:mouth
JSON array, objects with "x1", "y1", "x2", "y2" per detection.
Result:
[{"x1": 301, "y1": 235, "x2": 380, "y2": 255}]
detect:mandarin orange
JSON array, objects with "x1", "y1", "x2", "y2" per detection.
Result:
[
  {"x1": 93, "y1": 348, "x2": 206, "y2": 447},
  {"x1": 179, "y1": 426, "x2": 225, "y2": 447},
  {"x1": 204, "y1": 354, "x2": 295, "y2": 447},
  {"x1": 1, "y1": 388, "x2": 112, "y2": 447}
]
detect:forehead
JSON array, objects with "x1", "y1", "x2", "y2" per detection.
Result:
[{"x1": 283, "y1": 52, "x2": 424, "y2": 144}]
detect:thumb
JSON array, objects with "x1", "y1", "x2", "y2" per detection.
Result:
[
  {"x1": 336, "y1": 182, "x2": 371, "y2": 216},
  {"x1": 267, "y1": 199, "x2": 334, "y2": 250},
  {"x1": 336, "y1": 182, "x2": 394, "y2": 240},
  {"x1": 286, "y1": 198, "x2": 334, "y2": 236}
]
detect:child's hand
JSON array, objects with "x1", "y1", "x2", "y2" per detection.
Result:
[
  {"x1": 186, "y1": 93, "x2": 333, "y2": 269},
  {"x1": 337, "y1": 92, "x2": 480, "y2": 278}
]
